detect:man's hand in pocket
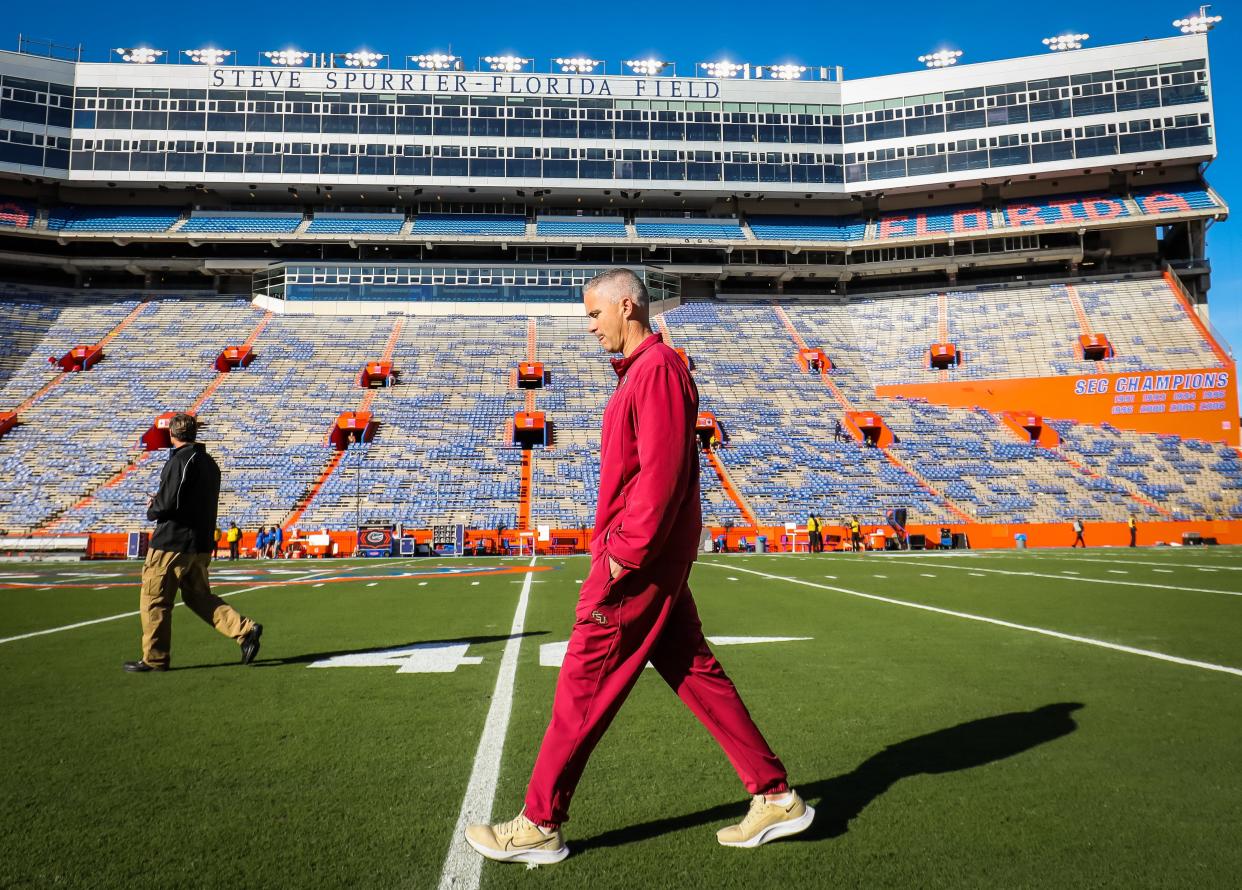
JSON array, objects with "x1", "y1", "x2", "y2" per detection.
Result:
[{"x1": 608, "y1": 556, "x2": 623, "y2": 579}]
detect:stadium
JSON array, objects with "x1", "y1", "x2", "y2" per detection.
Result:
[{"x1": 1, "y1": 17, "x2": 1241, "y2": 890}]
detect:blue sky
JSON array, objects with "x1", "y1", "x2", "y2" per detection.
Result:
[{"x1": 8, "y1": 0, "x2": 1238, "y2": 352}]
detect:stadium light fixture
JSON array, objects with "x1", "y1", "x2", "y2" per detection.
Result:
[
  {"x1": 409, "y1": 53, "x2": 460, "y2": 70},
  {"x1": 624, "y1": 58, "x2": 670, "y2": 76},
  {"x1": 918, "y1": 49, "x2": 963, "y2": 68},
  {"x1": 699, "y1": 60, "x2": 747, "y2": 78},
  {"x1": 183, "y1": 48, "x2": 233, "y2": 65},
  {"x1": 264, "y1": 49, "x2": 312, "y2": 67},
  {"x1": 114, "y1": 47, "x2": 164, "y2": 64},
  {"x1": 1173, "y1": 6, "x2": 1222, "y2": 33},
  {"x1": 554, "y1": 57, "x2": 602, "y2": 74},
  {"x1": 336, "y1": 50, "x2": 385, "y2": 68},
  {"x1": 1042, "y1": 34, "x2": 1089, "y2": 51},
  {"x1": 484, "y1": 55, "x2": 532, "y2": 72},
  {"x1": 758, "y1": 63, "x2": 808, "y2": 80}
]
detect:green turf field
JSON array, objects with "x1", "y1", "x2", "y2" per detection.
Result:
[{"x1": 2, "y1": 548, "x2": 1240, "y2": 889}]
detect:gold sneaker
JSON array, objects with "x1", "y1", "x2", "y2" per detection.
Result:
[
  {"x1": 464, "y1": 812, "x2": 569, "y2": 864},
  {"x1": 717, "y1": 791, "x2": 815, "y2": 848}
]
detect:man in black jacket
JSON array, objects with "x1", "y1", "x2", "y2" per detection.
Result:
[{"x1": 124, "y1": 413, "x2": 262, "y2": 672}]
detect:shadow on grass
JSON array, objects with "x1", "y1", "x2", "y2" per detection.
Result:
[
  {"x1": 173, "y1": 630, "x2": 548, "y2": 670},
  {"x1": 575, "y1": 702, "x2": 1084, "y2": 853}
]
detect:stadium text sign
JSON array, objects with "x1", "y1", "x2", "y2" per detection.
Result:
[
  {"x1": 876, "y1": 365, "x2": 1239, "y2": 444},
  {"x1": 210, "y1": 68, "x2": 720, "y2": 98}
]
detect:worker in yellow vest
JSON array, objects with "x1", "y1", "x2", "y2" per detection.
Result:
[
  {"x1": 849, "y1": 517, "x2": 862, "y2": 552},
  {"x1": 806, "y1": 514, "x2": 820, "y2": 553},
  {"x1": 225, "y1": 522, "x2": 241, "y2": 561}
]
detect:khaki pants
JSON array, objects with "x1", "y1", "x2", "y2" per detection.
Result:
[{"x1": 140, "y1": 549, "x2": 252, "y2": 668}]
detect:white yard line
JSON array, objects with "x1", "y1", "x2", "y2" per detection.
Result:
[
  {"x1": 703, "y1": 563, "x2": 1242, "y2": 679},
  {"x1": 437, "y1": 554, "x2": 538, "y2": 890},
  {"x1": 963, "y1": 553, "x2": 1242, "y2": 572},
  {"x1": 0, "y1": 560, "x2": 392, "y2": 646},
  {"x1": 904, "y1": 560, "x2": 1242, "y2": 598}
]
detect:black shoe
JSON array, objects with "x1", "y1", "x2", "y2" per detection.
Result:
[
  {"x1": 240, "y1": 623, "x2": 263, "y2": 665},
  {"x1": 123, "y1": 660, "x2": 167, "y2": 673}
]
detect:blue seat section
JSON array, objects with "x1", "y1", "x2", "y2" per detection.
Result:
[
  {"x1": 1132, "y1": 182, "x2": 1219, "y2": 214},
  {"x1": 0, "y1": 198, "x2": 37, "y2": 229},
  {"x1": 748, "y1": 215, "x2": 867, "y2": 241},
  {"x1": 410, "y1": 214, "x2": 526, "y2": 236},
  {"x1": 633, "y1": 219, "x2": 745, "y2": 240},
  {"x1": 47, "y1": 206, "x2": 179, "y2": 233},
  {"x1": 535, "y1": 217, "x2": 628, "y2": 238},
  {"x1": 181, "y1": 214, "x2": 302, "y2": 234},
  {"x1": 2, "y1": 293, "x2": 1239, "y2": 534},
  {"x1": 841, "y1": 278, "x2": 1224, "y2": 388},
  {"x1": 306, "y1": 215, "x2": 404, "y2": 235},
  {"x1": 1000, "y1": 192, "x2": 1131, "y2": 228}
]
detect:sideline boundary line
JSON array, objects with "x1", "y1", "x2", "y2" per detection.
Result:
[
  {"x1": 437, "y1": 554, "x2": 538, "y2": 890},
  {"x1": 0, "y1": 559, "x2": 419, "y2": 646},
  {"x1": 900, "y1": 559, "x2": 1242, "y2": 598},
  {"x1": 703, "y1": 563, "x2": 1242, "y2": 678}
]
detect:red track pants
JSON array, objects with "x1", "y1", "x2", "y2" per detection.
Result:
[{"x1": 523, "y1": 555, "x2": 788, "y2": 826}]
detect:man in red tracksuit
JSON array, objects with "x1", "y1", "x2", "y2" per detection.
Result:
[{"x1": 466, "y1": 269, "x2": 813, "y2": 865}]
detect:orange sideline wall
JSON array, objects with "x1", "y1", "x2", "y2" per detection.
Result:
[
  {"x1": 875, "y1": 365, "x2": 1239, "y2": 445},
  {"x1": 82, "y1": 519, "x2": 1242, "y2": 558}
]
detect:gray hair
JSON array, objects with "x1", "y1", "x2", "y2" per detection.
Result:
[{"x1": 584, "y1": 268, "x2": 649, "y2": 309}]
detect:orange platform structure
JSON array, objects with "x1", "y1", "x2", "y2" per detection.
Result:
[
  {"x1": 796, "y1": 348, "x2": 832, "y2": 372},
  {"x1": 844, "y1": 411, "x2": 895, "y2": 447},
  {"x1": 696, "y1": 411, "x2": 723, "y2": 449},
  {"x1": 1001, "y1": 411, "x2": 1061, "y2": 447},
  {"x1": 1078, "y1": 333, "x2": 1114, "y2": 361},
  {"x1": 928, "y1": 342, "x2": 960, "y2": 370},
  {"x1": 517, "y1": 361, "x2": 547, "y2": 389},
  {"x1": 0, "y1": 411, "x2": 16, "y2": 440},
  {"x1": 53, "y1": 344, "x2": 103, "y2": 372},
  {"x1": 330, "y1": 411, "x2": 376, "y2": 449},
  {"x1": 675, "y1": 348, "x2": 692, "y2": 370},
  {"x1": 358, "y1": 361, "x2": 394, "y2": 388},
  {"x1": 140, "y1": 411, "x2": 189, "y2": 451},
  {"x1": 513, "y1": 410, "x2": 549, "y2": 447},
  {"x1": 214, "y1": 344, "x2": 255, "y2": 372}
]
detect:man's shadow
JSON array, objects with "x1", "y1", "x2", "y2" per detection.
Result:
[
  {"x1": 576, "y1": 702, "x2": 1083, "y2": 853},
  {"x1": 173, "y1": 631, "x2": 547, "y2": 670}
]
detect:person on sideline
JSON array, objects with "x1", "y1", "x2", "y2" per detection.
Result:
[
  {"x1": 1072, "y1": 518, "x2": 1086, "y2": 548},
  {"x1": 123, "y1": 413, "x2": 262, "y2": 672},
  {"x1": 226, "y1": 522, "x2": 241, "y2": 561},
  {"x1": 1127, "y1": 515, "x2": 1137, "y2": 548},
  {"x1": 806, "y1": 513, "x2": 820, "y2": 553},
  {"x1": 463, "y1": 269, "x2": 812, "y2": 865},
  {"x1": 849, "y1": 516, "x2": 863, "y2": 552}
]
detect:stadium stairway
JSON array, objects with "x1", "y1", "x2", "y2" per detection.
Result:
[
  {"x1": 281, "y1": 317, "x2": 405, "y2": 533},
  {"x1": 655, "y1": 313, "x2": 761, "y2": 527}
]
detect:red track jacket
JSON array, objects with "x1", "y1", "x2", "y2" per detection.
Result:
[{"x1": 592, "y1": 333, "x2": 702, "y2": 571}]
